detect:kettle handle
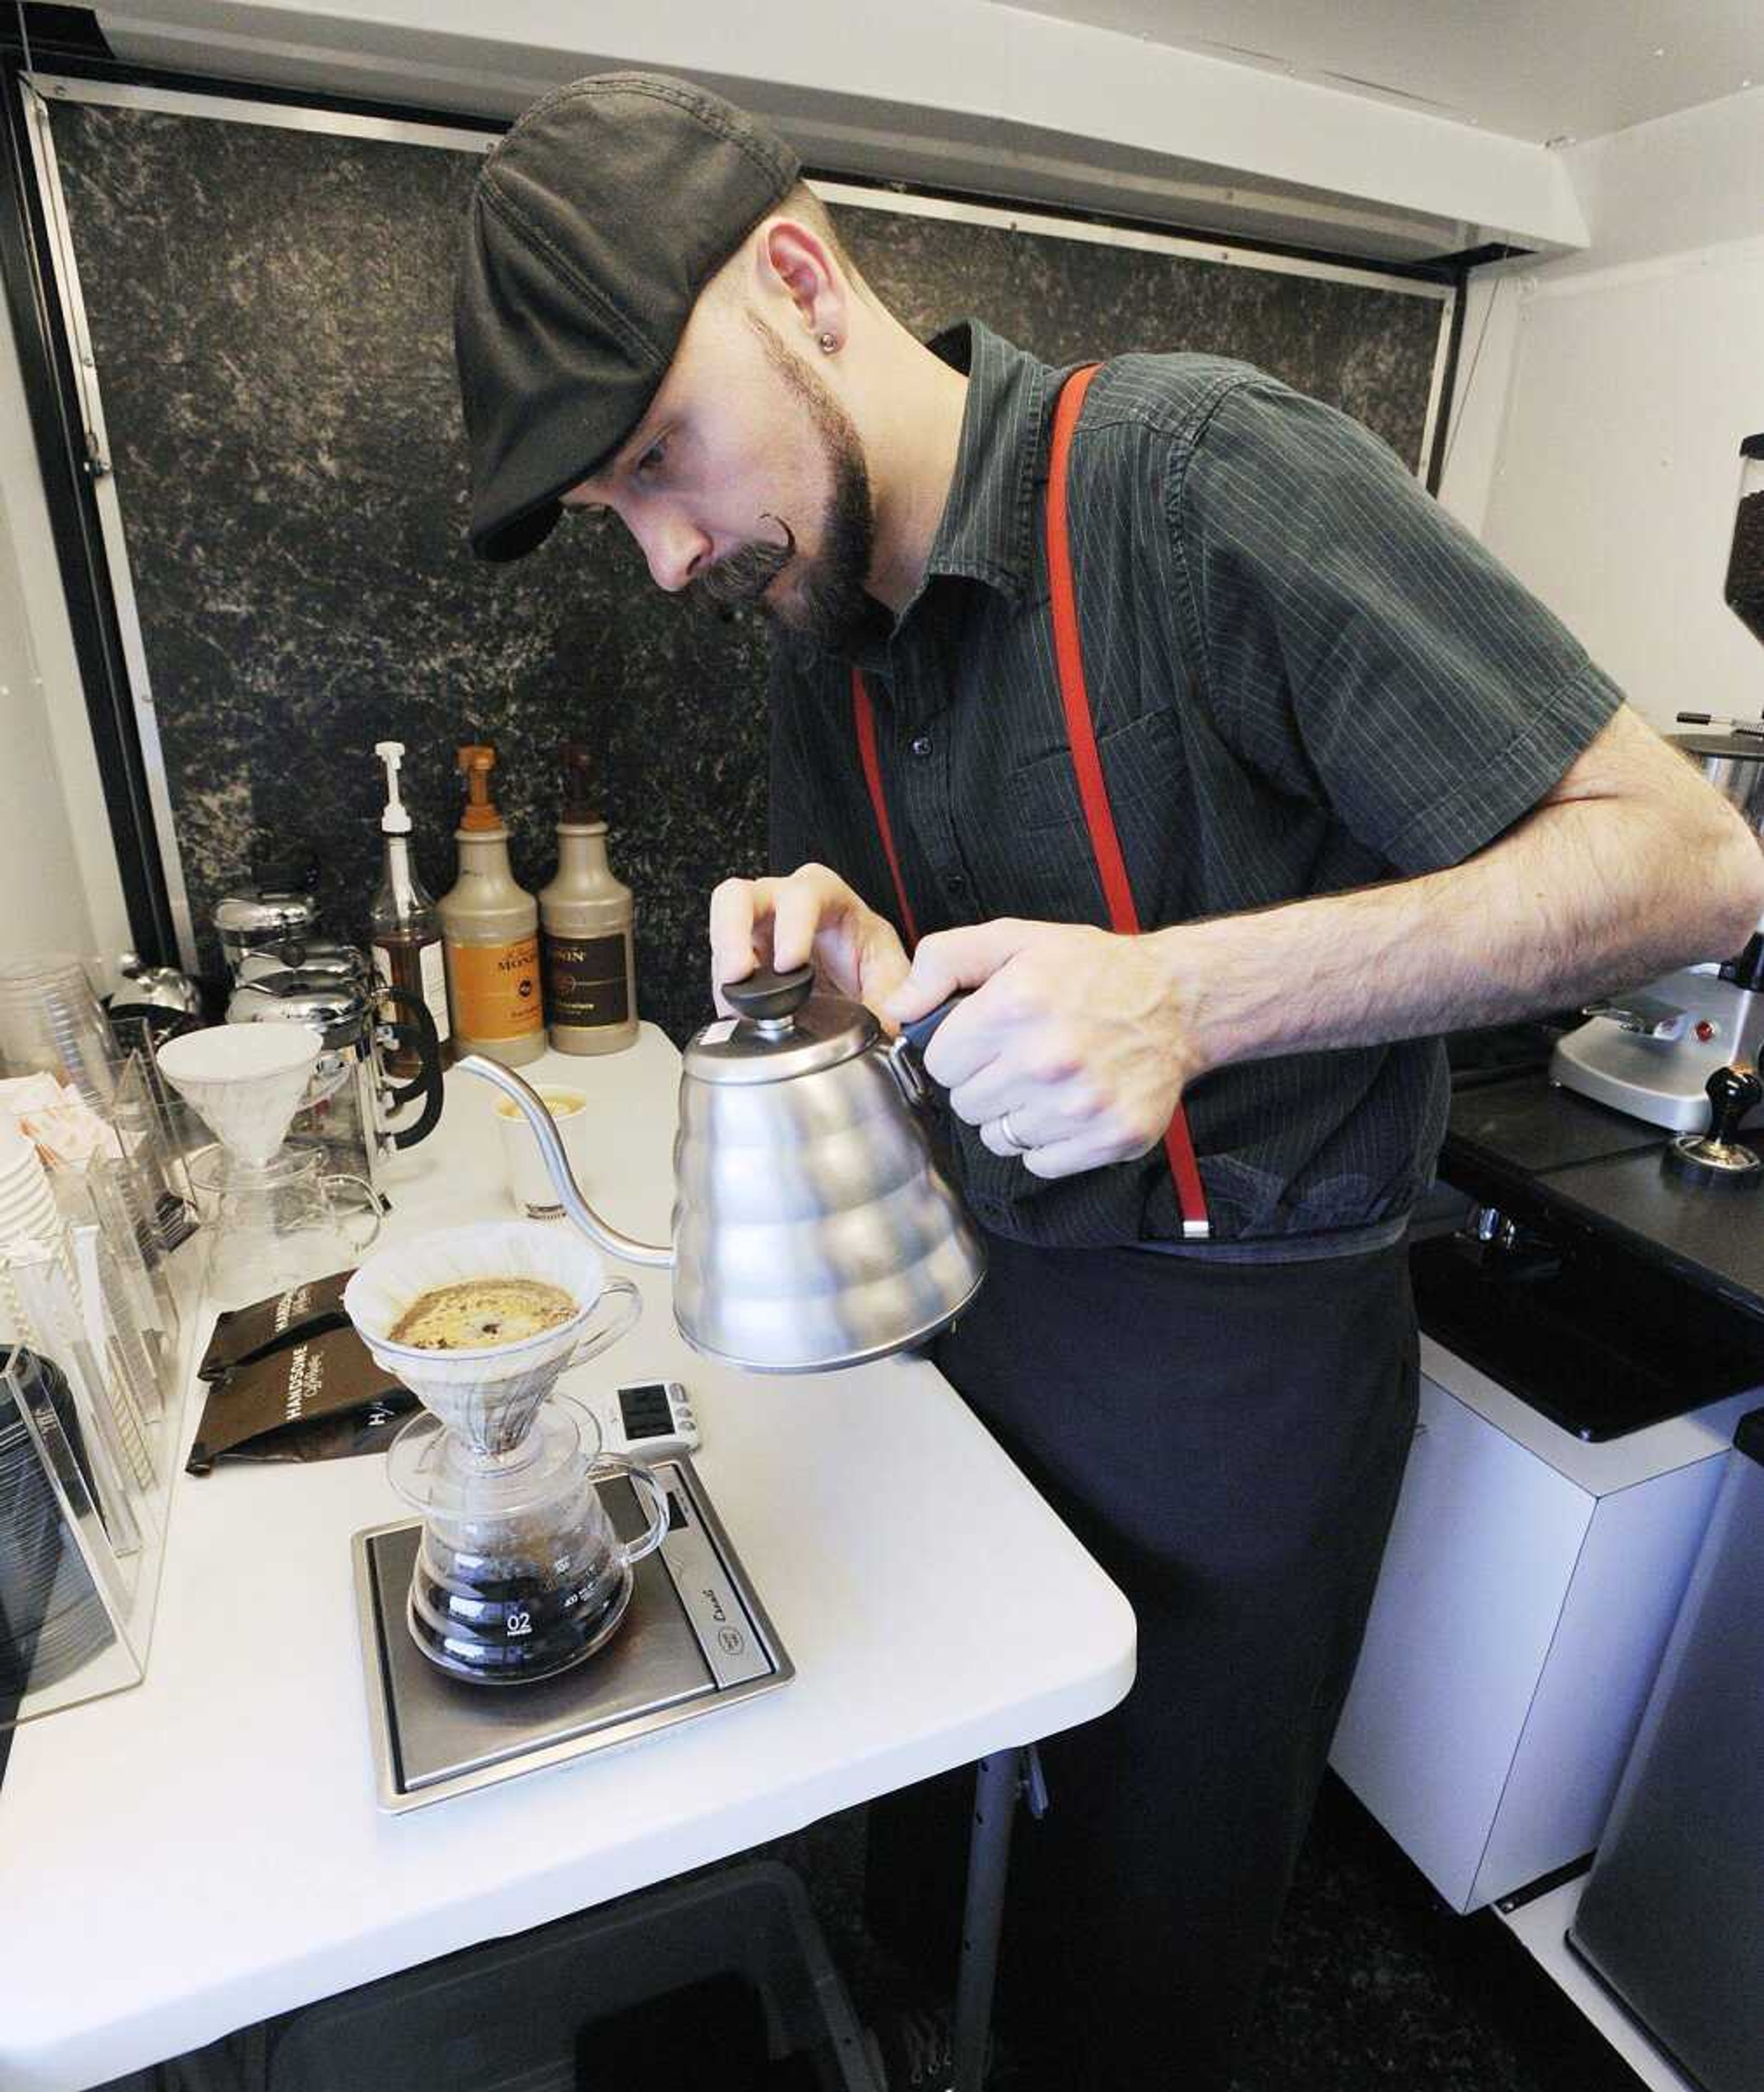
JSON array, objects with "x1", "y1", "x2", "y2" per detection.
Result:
[
  {"x1": 898, "y1": 994, "x2": 967, "y2": 1058},
  {"x1": 887, "y1": 993, "x2": 969, "y2": 1106}
]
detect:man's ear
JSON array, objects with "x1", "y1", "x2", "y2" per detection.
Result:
[{"x1": 751, "y1": 217, "x2": 847, "y2": 351}]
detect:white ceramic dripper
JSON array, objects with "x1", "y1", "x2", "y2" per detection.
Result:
[
  {"x1": 155, "y1": 1025, "x2": 320, "y2": 1165},
  {"x1": 344, "y1": 1223, "x2": 640, "y2": 1451}
]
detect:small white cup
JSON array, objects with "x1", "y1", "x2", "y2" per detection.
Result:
[{"x1": 494, "y1": 1086, "x2": 591, "y2": 1222}]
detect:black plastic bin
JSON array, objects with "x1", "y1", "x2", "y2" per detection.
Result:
[{"x1": 267, "y1": 1862, "x2": 881, "y2": 2092}]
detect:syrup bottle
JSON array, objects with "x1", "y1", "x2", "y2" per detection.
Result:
[
  {"x1": 539, "y1": 743, "x2": 638, "y2": 1055},
  {"x1": 439, "y1": 744, "x2": 544, "y2": 1068},
  {"x1": 369, "y1": 740, "x2": 452, "y2": 1075}
]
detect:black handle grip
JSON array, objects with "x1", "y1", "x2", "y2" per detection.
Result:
[
  {"x1": 1707, "y1": 1063, "x2": 1763, "y2": 1144},
  {"x1": 375, "y1": 985, "x2": 445, "y2": 1148},
  {"x1": 723, "y1": 964, "x2": 815, "y2": 1022},
  {"x1": 899, "y1": 993, "x2": 968, "y2": 1064}
]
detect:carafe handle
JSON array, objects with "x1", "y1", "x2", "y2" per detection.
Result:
[
  {"x1": 320, "y1": 1170, "x2": 385, "y2": 1254},
  {"x1": 592, "y1": 1452, "x2": 671, "y2": 1569},
  {"x1": 563, "y1": 1274, "x2": 643, "y2": 1371}
]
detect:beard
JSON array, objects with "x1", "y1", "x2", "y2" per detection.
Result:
[{"x1": 691, "y1": 321, "x2": 877, "y2": 656}]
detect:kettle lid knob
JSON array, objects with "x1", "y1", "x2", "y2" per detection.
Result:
[{"x1": 722, "y1": 964, "x2": 815, "y2": 1024}]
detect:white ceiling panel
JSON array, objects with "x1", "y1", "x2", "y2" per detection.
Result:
[{"x1": 997, "y1": 0, "x2": 1762, "y2": 142}]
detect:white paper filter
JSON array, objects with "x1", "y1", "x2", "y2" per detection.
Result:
[
  {"x1": 155, "y1": 1027, "x2": 321, "y2": 1166},
  {"x1": 344, "y1": 1223, "x2": 626, "y2": 1451}
]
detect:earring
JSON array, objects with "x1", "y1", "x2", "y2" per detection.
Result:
[{"x1": 818, "y1": 331, "x2": 839, "y2": 354}]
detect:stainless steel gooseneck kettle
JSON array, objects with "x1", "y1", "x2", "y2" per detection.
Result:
[{"x1": 458, "y1": 964, "x2": 985, "y2": 1372}]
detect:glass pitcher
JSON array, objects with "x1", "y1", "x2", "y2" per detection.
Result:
[
  {"x1": 191, "y1": 1144, "x2": 383, "y2": 1307},
  {"x1": 386, "y1": 1395, "x2": 668, "y2": 1684}
]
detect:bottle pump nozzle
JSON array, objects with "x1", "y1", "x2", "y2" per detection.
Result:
[
  {"x1": 457, "y1": 744, "x2": 503, "y2": 832},
  {"x1": 374, "y1": 740, "x2": 412, "y2": 835}
]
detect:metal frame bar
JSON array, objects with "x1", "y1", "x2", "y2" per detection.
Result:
[
  {"x1": 815, "y1": 176, "x2": 1454, "y2": 304},
  {"x1": 19, "y1": 73, "x2": 199, "y2": 969},
  {"x1": 0, "y1": 55, "x2": 181, "y2": 966},
  {"x1": 951, "y1": 1749, "x2": 1029, "y2": 2092}
]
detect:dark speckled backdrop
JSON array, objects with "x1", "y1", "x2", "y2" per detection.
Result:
[{"x1": 47, "y1": 98, "x2": 1447, "y2": 1044}]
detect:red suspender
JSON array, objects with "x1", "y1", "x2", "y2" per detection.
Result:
[
  {"x1": 851, "y1": 362, "x2": 1212, "y2": 1239},
  {"x1": 1047, "y1": 368, "x2": 1211, "y2": 1237},
  {"x1": 849, "y1": 666, "x2": 919, "y2": 952}
]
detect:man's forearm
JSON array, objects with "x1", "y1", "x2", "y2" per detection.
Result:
[{"x1": 1161, "y1": 794, "x2": 1764, "y2": 1079}]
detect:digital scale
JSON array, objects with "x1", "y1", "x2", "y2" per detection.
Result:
[{"x1": 352, "y1": 1457, "x2": 792, "y2": 1814}]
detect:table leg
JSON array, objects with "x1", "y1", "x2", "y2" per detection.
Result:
[{"x1": 950, "y1": 1747, "x2": 1036, "y2": 2092}]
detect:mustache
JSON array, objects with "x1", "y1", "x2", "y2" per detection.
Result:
[{"x1": 695, "y1": 514, "x2": 796, "y2": 619}]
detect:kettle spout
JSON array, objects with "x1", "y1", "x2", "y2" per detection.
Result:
[{"x1": 455, "y1": 1055, "x2": 673, "y2": 1269}]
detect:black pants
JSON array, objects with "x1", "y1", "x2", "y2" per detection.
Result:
[{"x1": 867, "y1": 1230, "x2": 1419, "y2": 2091}]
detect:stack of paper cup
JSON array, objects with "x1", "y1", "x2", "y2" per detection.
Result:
[
  {"x1": 0, "y1": 1112, "x2": 64, "y2": 1346},
  {"x1": 0, "y1": 1114, "x2": 60, "y2": 1246}
]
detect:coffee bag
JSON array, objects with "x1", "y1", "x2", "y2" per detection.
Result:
[
  {"x1": 198, "y1": 1270, "x2": 355, "y2": 1382},
  {"x1": 187, "y1": 1324, "x2": 415, "y2": 1474}
]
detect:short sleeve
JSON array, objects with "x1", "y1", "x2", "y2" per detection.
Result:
[{"x1": 1176, "y1": 379, "x2": 1624, "y2": 874}]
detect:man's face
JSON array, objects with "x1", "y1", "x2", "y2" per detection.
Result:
[{"x1": 560, "y1": 299, "x2": 876, "y2": 653}]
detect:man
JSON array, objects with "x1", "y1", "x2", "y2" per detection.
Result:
[{"x1": 453, "y1": 74, "x2": 1764, "y2": 2090}]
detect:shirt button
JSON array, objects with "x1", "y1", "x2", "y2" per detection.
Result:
[
  {"x1": 910, "y1": 735, "x2": 933, "y2": 757},
  {"x1": 946, "y1": 873, "x2": 968, "y2": 895}
]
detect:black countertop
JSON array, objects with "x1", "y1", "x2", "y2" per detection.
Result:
[{"x1": 1441, "y1": 1069, "x2": 1764, "y2": 1321}]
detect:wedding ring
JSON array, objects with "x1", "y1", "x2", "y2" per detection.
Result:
[{"x1": 995, "y1": 1108, "x2": 1030, "y2": 1154}]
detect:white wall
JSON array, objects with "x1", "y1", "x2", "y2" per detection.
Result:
[
  {"x1": 1438, "y1": 89, "x2": 1764, "y2": 735},
  {"x1": 0, "y1": 267, "x2": 134, "y2": 991}
]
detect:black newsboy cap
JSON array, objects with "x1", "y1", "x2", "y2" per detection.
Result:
[{"x1": 455, "y1": 72, "x2": 802, "y2": 562}]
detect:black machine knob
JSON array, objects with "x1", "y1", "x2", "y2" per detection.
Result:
[
  {"x1": 1707, "y1": 1063, "x2": 1763, "y2": 1145},
  {"x1": 722, "y1": 964, "x2": 815, "y2": 1023}
]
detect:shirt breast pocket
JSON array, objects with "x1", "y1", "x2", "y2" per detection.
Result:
[{"x1": 998, "y1": 709, "x2": 1187, "y2": 924}]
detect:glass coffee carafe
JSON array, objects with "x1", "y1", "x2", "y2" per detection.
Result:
[
  {"x1": 345, "y1": 1223, "x2": 653, "y2": 1686},
  {"x1": 189, "y1": 1142, "x2": 382, "y2": 1307},
  {"x1": 386, "y1": 1395, "x2": 665, "y2": 1683}
]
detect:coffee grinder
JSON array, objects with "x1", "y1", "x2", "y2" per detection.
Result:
[{"x1": 1551, "y1": 434, "x2": 1764, "y2": 1134}]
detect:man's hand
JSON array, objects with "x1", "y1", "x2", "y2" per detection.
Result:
[
  {"x1": 886, "y1": 919, "x2": 1200, "y2": 1179},
  {"x1": 708, "y1": 863, "x2": 911, "y2": 1022}
]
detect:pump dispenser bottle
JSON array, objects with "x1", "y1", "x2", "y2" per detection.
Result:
[
  {"x1": 439, "y1": 744, "x2": 544, "y2": 1068},
  {"x1": 539, "y1": 743, "x2": 638, "y2": 1055},
  {"x1": 369, "y1": 740, "x2": 452, "y2": 1074}
]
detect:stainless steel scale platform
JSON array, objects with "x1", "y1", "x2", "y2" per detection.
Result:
[{"x1": 351, "y1": 1458, "x2": 792, "y2": 1814}]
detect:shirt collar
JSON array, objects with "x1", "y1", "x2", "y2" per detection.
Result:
[
  {"x1": 917, "y1": 320, "x2": 1053, "y2": 607},
  {"x1": 825, "y1": 321, "x2": 1055, "y2": 676}
]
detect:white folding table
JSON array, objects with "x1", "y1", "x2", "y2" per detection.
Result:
[{"x1": 0, "y1": 1026, "x2": 1135, "y2": 2091}]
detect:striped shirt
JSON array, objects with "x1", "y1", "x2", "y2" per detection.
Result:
[{"x1": 768, "y1": 322, "x2": 1623, "y2": 1257}]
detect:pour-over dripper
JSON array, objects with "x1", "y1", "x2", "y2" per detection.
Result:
[
  {"x1": 344, "y1": 1223, "x2": 640, "y2": 1452},
  {"x1": 156, "y1": 1024, "x2": 321, "y2": 1166},
  {"x1": 156, "y1": 1025, "x2": 381, "y2": 1304}
]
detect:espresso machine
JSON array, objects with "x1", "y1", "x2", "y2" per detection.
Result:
[{"x1": 1551, "y1": 435, "x2": 1764, "y2": 1134}]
